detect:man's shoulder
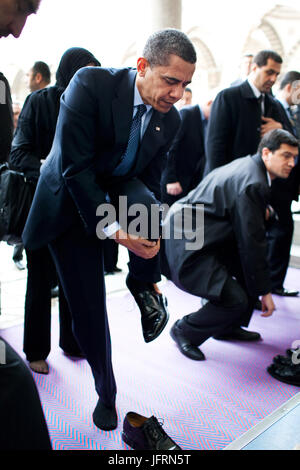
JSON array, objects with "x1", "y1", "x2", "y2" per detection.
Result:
[{"x1": 75, "y1": 66, "x2": 135, "y2": 84}]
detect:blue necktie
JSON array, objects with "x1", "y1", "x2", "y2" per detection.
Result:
[{"x1": 113, "y1": 104, "x2": 147, "y2": 176}]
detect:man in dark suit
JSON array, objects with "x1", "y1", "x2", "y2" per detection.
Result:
[
  {"x1": 164, "y1": 130, "x2": 298, "y2": 361},
  {"x1": 267, "y1": 71, "x2": 300, "y2": 296},
  {"x1": 22, "y1": 29, "x2": 197, "y2": 431},
  {"x1": 205, "y1": 50, "x2": 283, "y2": 174},
  {"x1": 161, "y1": 99, "x2": 212, "y2": 206}
]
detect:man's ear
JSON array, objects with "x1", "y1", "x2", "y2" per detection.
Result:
[
  {"x1": 137, "y1": 57, "x2": 149, "y2": 77},
  {"x1": 35, "y1": 72, "x2": 42, "y2": 84}
]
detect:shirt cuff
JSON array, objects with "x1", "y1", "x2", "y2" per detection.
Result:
[{"x1": 103, "y1": 221, "x2": 121, "y2": 238}]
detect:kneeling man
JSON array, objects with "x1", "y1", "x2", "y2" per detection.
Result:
[{"x1": 164, "y1": 129, "x2": 298, "y2": 360}]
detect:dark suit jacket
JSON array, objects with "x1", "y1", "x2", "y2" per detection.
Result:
[
  {"x1": 23, "y1": 67, "x2": 180, "y2": 250},
  {"x1": 270, "y1": 100, "x2": 300, "y2": 202},
  {"x1": 205, "y1": 80, "x2": 283, "y2": 173},
  {"x1": 161, "y1": 104, "x2": 206, "y2": 201},
  {"x1": 0, "y1": 72, "x2": 13, "y2": 163},
  {"x1": 164, "y1": 154, "x2": 272, "y2": 299}
]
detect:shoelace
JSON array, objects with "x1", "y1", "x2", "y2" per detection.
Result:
[{"x1": 144, "y1": 417, "x2": 167, "y2": 444}]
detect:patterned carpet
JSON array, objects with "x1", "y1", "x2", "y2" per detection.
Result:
[{"x1": 1, "y1": 268, "x2": 299, "y2": 450}]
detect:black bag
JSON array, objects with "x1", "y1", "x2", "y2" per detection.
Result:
[{"x1": 0, "y1": 163, "x2": 35, "y2": 244}]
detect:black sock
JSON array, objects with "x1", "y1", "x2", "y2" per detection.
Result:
[
  {"x1": 92, "y1": 399, "x2": 117, "y2": 431},
  {"x1": 126, "y1": 274, "x2": 153, "y2": 296}
]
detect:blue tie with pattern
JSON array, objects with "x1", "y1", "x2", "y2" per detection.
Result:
[{"x1": 113, "y1": 104, "x2": 147, "y2": 176}]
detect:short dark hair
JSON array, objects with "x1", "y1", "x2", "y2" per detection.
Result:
[
  {"x1": 253, "y1": 50, "x2": 283, "y2": 67},
  {"x1": 279, "y1": 71, "x2": 300, "y2": 90},
  {"x1": 143, "y1": 29, "x2": 197, "y2": 67},
  {"x1": 258, "y1": 129, "x2": 298, "y2": 155},
  {"x1": 32, "y1": 61, "x2": 51, "y2": 84},
  {"x1": 184, "y1": 87, "x2": 192, "y2": 94}
]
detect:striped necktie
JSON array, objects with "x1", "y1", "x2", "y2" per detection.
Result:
[{"x1": 113, "y1": 104, "x2": 147, "y2": 176}]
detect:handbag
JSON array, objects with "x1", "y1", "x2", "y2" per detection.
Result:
[{"x1": 0, "y1": 163, "x2": 35, "y2": 244}]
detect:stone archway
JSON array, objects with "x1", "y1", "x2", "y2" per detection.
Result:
[
  {"x1": 242, "y1": 19, "x2": 284, "y2": 57},
  {"x1": 186, "y1": 27, "x2": 220, "y2": 93}
]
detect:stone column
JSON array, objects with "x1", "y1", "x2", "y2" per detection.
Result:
[{"x1": 150, "y1": 0, "x2": 182, "y2": 31}]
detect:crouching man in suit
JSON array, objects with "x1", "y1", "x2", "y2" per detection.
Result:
[
  {"x1": 164, "y1": 129, "x2": 298, "y2": 361},
  {"x1": 22, "y1": 28, "x2": 196, "y2": 430}
]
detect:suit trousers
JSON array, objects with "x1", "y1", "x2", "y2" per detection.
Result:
[
  {"x1": 266, "y1": 198, "x2": 294, "y2": 290},
  {"x1": 179, "y1": 276, "x2": 255, "y2": 346},
  {"x1": 0, "y1": 338, "x2": 52, "y2": 450},
  {"x1": 48, "y1": 177, "x2": 160, "y2": 406},
  {"x1": 177, "y1": 250, "x2": 256, "y2": 346},
  {"x1": 23, "y1": 247, "x2": 80, "y2": 362}
]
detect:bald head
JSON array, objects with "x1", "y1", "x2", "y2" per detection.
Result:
[{"x1": 0, "y1": 0, "x2": 41, "y2": 38}]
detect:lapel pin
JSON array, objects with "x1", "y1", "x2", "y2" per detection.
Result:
[{"x1": 155, "y1": 126, "x2": 161, "y2": 132}]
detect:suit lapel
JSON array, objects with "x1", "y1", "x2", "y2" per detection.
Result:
[{"x1": 111, "y1": 69, "x2": 137, "y2": 159}]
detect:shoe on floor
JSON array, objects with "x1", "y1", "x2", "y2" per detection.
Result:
[
  {"x1": 170, "y1": 320, "x2": 205, "y2": 361},
  {"x1": 14, "y1": 260, "x2": 25, "y2": 270},
  {"x1": 267, "y1": 363, "x2": 300, "y2": 386},
  {"x1": 214, "y1": 326, "x2": 261, "y2": 341},
  {"x1": 122, "y1": 411, "x2": 181, "y2": 450}
]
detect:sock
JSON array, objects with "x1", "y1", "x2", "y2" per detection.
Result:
[
  {"x1": 92, "y1": 399, "x2": 117, "y2": 431},
  {"x1": 126, "y1": 273, "x2": 153, "y2": 296}
]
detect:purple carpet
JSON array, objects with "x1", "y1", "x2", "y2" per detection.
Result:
[{"x1": 1, "y1": 268, "x2": 300, "y2": 450}]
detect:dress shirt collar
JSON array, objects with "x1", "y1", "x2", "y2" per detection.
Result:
[
  {"x1": 134, "y1": 81, "x2": 152, "y2": 113},
  {"x1": 247, "y1": 77, "x2": 263, "y2": 99}
]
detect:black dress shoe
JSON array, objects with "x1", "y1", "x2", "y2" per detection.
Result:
[
  {"x1": 14, "y1": 260, "x2": 25, "y2": 270},
  {"x1": 272, "y1": 287, "x2": 299, "y2": 297},
  {"x1": 273, "y1": 354, "x2": 292, "y2": 366},
  {"x1": 126, "y1": 276, "x2": 169, "y2": 343},
  {"x1": 122, "y1": 412, "x2": 181, "y2": 450},
  {"x1": 267, "y1": 363, "x2": 300, "y2": 386},
  {"x1": 214, "y1": 326, "x2": 261, "y2": 341},
  {"x1": 170, "y1": 320, "x2": 205, "y2": 360}
]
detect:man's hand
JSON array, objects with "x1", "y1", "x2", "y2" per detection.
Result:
[
  {"x1": 261, "y1": 293, "x2": 276, "y2": 317},
  {"x1": 166, "y1": 182, "x2": 183, "y2": 196},
  {"x1": 112, "y1": 229, "x2": 160, "y2": 259},
  {"x1": 261, "y1": 117, "x2": 282, "y2": 137}
]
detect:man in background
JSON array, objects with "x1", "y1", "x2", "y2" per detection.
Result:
[{"x1": 27, "y1": 60, "x2": 51, "y2": 92}]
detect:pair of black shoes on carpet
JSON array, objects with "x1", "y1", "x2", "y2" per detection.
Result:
[
  {"x1": 267, "y1": 348, "x2": 300, "y2": 386},
  {"x1": 170, "y1": 320, "x2": 261, "y2": 361}
]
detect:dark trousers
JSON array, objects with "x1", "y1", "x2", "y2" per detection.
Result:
[
  {"x1": 103, "y1": 238, "x2": 119, "y2": 272},
  {"x1": 12, "y1": 243, "x2": 24, "y2": 262},
  {"x1": 23, "y1": 246, "x2": 80, "y2": 362},
  {"x1": 48, "y1": 178, "x2": 161, "y2": 407},
  {"x1": 178, "y1": 252, "x2": 256, "y2": 346},
  {"x1": 180, "y1": 277, "x2": 255, "y2": 346},
  {"x1": 0, "y1": 338, "x2": 52, "y2": 450},
  {"x1": 266, "y1": 198, "x2": 294, "y2": 290}
]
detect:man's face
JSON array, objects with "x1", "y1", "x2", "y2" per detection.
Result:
[
  {"x1": 0, "y1": 0, "x2": 40, "y2": 38},
  {"x1": 252, "y1": 58, "x2": 282, "y2": 93},
  {"x1": 262, "y1": 143, "x2": 298, "y2": 180},
  {"x1": 27, "y1": 67, "x2": 38, "y2": 91},
  {"x1": 136, "y1": 54, "x2": 195, "y2": 113}
]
